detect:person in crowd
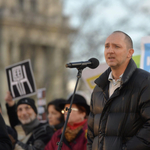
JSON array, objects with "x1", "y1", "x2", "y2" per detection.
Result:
[
  {"x1": 5, "y1": 91, "x2": 55, "y2": 150},
  {"x1": 87, "y1": 31, "x2": 150, "y2": 150},
  {"x1": 44, "y1": 93, "x2": 90, "y2": 150},
  {"x1": 0, "y1": 103, "x2": 17, "y2": 149},
  {"x1": 47, "y1": 98, "x2": 66, "y2": 131},
  {"x1": 0, "y1": 113, "x2": 12, "y2": 150}
]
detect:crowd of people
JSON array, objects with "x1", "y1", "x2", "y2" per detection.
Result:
[
  {"x1": 2, "y1": 92, "x2": 89, "y2": 150},
  {"x1": 1, "y1": 31, "x2": 150, "y2": 150},
  {"x1": 45, "y1": 94, "x2": 89, "y2": 150}
]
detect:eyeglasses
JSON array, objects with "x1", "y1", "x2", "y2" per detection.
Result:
[{"x1": 61, "y1": 107, "x2": 79, "y2": 114}]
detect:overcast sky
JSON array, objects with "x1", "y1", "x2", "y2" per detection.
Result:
[
  {"x1": 61, "y1": 0, "x2": 150, "y2": 97},
  {"x1": 62, "y1": 0, "x2": 150, "y2": 63}
]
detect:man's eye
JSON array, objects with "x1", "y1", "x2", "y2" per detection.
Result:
[{"x1": 17, "y1": 108, "x2": 22, "y2": 112}]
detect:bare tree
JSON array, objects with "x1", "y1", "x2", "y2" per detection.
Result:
[{"x1": 63, "y1": 0, "x2": 150, "y2": 61}]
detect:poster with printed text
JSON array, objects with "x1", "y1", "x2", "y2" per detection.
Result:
[{"x1": 5, "y1": 59, "x2": 36, "y2": 100}]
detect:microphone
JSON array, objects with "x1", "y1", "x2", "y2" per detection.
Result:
[{"x1": 66, "y1": 58, "x2": 99, "y2": 69}]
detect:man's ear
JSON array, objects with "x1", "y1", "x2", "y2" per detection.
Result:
[{"x1": 128, "y1": 48, "x2": 134, "y2": 58}]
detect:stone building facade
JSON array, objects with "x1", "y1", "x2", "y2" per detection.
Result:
[{"x1": 0, "y1": 0, "x2": 74, "y2": 114}]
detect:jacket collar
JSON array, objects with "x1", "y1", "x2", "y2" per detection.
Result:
[{"x1": 95, "y1": 59, "x2": 137, "y2": 90}]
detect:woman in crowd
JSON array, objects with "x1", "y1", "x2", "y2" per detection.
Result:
[
  {"x1": 47, "y1": 98, "x2": 66, "y2": 131},
  {"x1": 44, "y1": 93, "x2": 90, "y2": 150}
]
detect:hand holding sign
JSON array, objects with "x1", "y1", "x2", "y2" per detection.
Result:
[{"x1": 5, "y1": 91, "x2": 14, "y2": 107}]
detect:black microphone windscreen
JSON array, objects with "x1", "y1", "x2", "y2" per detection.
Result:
[{"x1": 88, "y1": 58, "x2": 99, "y2": 69}]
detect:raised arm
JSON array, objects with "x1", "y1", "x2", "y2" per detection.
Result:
[{"x1": 5, "y1": 91, "x2": 20, "y2": 128}]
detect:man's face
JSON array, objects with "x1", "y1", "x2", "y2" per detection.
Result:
[
  {"x1": 17, "y1": 104, "x2": 36, "y2": 124},
  {"x1": 104, "y1": 33, "x2": 133, "y2": 70}
]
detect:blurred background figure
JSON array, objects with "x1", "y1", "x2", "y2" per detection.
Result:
[
  {"x1": 0, "y1": 103, "x2": 17, "y2": 149},
  {"x1": 5, "y1": 91, "x2": 55, "y2": 150},
  {"x1": 44, "y1": 93, "x2": 90, "y2": 150},
  {"x1": 47, "y1": 98, "x2": 66, "y2": 131},
  {"x1": 0, "y1": 113, "x2": 12, "y2": 150}
]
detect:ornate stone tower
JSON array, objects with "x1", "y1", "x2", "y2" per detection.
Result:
[{"x1": 0, "y1": 0, "x2": 74, "y2": 113}]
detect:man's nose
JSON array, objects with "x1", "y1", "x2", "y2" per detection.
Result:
[
  {"x1": 21, "y1": 109, "x2": 28, "y2": 115},
  {"x1": 108, "y1": 47, "x2": 114, "y2": 53}
]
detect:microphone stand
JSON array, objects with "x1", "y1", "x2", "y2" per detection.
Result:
[{"x1": 57, "y1": 67, "x2": 84, "y2": 150}]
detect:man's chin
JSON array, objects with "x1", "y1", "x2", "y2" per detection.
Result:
[
  {"x1": 19, "y1": 115, "x2": 37, "y2": 124},
  {"x1": 108, "y1": 63, "x2": 116, "y2": 68},
  {"x1": 20, "y1": 119, "x2": 32, "y2": 124},
  {"x1": 19, "y1": 117, "x2": 36, "y2": 124}
]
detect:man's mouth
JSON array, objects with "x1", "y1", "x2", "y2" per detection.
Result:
[
  {"x1": 108, "y1": 57, "x2": 115, "y2": 60},
  {"x1": 22, "y1": 116, "x2": 29, "y2": 120}
]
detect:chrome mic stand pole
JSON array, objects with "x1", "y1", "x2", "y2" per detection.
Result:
[{"x1": 57, "y1": 67, "x2": 83, "y2": 150}]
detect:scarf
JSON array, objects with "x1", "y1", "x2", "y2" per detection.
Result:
[
  {"x1": 22, "y1": 118, "x2": 40, "y2": 135},
  {"x1": 64, "y1": 119, "x2": 87, "y2": 142}
]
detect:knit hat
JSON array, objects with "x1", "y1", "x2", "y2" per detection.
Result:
[
  {"x1": 16, "y1": 97, "x2": 37, "y2": 114},
  {"x1": 64, "y1": 94, "x2": 90, "y2": 115}
]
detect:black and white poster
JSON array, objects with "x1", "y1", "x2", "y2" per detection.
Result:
[{"x1": 5, "y1": 59, "x2": 37, "y2": 100}]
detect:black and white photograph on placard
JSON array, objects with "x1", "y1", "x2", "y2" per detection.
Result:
[{"x1": 5, "y1": 59, "x2": 37, "y2": 100}]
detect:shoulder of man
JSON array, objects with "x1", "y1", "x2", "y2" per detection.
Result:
[{"x1": 32, "y1": 123, "x2": 55, "y2": 141}]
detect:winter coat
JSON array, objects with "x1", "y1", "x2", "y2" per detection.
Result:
[
  {"x1": 6, "y1": 103, "x2": 55, "y2": 150},
  {"x1": 0, "y1": 114, "x2": 12, "y2": 150},
  {"x1": 87, "y1": 59, "x2": 150, "y2": 150},
  {"x1": 45, "y1": 121, "x2": 87, "y2": 150}
]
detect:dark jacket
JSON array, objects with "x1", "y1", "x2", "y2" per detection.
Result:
[
  {"x1": 0, "y1": 114, "x2": 12, "y2": 150},
  {"x1": 45, "y1": 122, "x2": 87, "y2": 150},
  {"x1": 87, "y1": 59, "x2": 150, "y2": 150},
  {"x1": 6, "y1": 103, "x2": 55, "y2": 150},
  {"x1": 6, "y1": 125, "x2": 17, "y2": 149}
]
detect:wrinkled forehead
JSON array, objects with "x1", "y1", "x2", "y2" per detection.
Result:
[{"x1": 105, "y1": 32, "x2": 126, "y2": 44}]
